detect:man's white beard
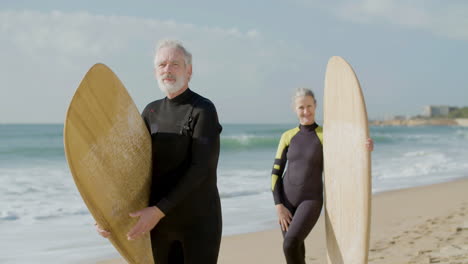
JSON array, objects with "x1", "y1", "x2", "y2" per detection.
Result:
[{"x1": 157, "y1": 74, "x2": 187, "y2": 95}]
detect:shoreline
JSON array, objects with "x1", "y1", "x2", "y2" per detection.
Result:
[
  {"x1": 95, "y1": 177, "x2": 468, "y2": 264},
  {"x1": 369, "y1": 118, "x2": 468, "y2": 127}
]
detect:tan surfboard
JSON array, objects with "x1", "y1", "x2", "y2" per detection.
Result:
[
  {"x1": 323, "y1": 56, "x2": 371, "y2": 264},
  {"x1": 63, "y1": 63, "x2": 154, "y2": 263}
]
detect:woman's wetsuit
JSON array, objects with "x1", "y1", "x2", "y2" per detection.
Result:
[
  {"x1": 141, "y1": 88, "x2": 222, "y2": 264},
  {"x1": 271, "y1": 123, "x2": 323, "y2": 264}
]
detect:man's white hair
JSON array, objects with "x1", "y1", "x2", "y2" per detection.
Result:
[{"x1": 154, "y1": 39, "x2": 192, "y2": 67}]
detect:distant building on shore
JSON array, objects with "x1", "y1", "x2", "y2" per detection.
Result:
[
  {"x1": 393, "y1": 115, "x2": 407, "y2": 120},
  {"x1": 423, "y1": 105, "x2": 458, "y2": 117}
]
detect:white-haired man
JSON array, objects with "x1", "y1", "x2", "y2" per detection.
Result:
[{"x1": 97, "y1": 39, "x2": 223, "y2": 263}]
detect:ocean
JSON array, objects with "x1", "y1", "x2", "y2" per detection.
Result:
[{"x1": 1, "y1": 124, "x2": 468, "y2": 263}]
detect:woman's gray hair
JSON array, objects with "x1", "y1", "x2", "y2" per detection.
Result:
[
  {"x1": 154, "y1": 39, "x2": 192, "y2": 66},
  {"x1": 293, "y1": 88, "x2": 316, "y2": 102}
]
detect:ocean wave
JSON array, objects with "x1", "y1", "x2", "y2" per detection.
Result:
[
  {"x1": 0, "y1": 146, "x2": 64, "y2": 158},
  {"x1": 0, "y1": 204, "x2": 90, "y2": 222},
  {"x1": 368, "y1": 134, "x2": 395, "y2": 144},
  {"x1": 374, "y1": 150, "x2": 468, "y2": 181},
  {"x1": 403, "y1": 151, "x2": 429, "y2": 157},
  {"x1": 0, "y1": 211, "x2": 20, "y2": 221},
  {"x1": 220, "y1": 190, "x2": 267, "y2": 199},
  {"x1": 371, "y1": 132, "x2": 442, "y2": 143},
  {"x1": 455, "y1": 129, "x2": 468, "y2": 139},
  {"x1": 34, "y1": 208, "x2": 89, "y2": 221},
  {"x1": 221, "y1": 134, "x2": 278, "y2": 150},
  {"x1": 219, "y1": 168, "x2": 269, "y2": 179},
  {"x1": 218, "y1": 168, "x2": 270, "y2": 199}
]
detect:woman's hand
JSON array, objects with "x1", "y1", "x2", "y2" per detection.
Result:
[
  {"x1": 127, "y1": 206, "x2": 165, "y2": 240},
  {"x1": 366, "y1": 138, "x2": 374, "y2": 152},
  {"x1": 276, "y1": 204, "x2": 293, "y2": 232}
]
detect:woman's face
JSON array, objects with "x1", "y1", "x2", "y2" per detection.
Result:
[{"x1": 294, "y1": 95, "x2": 316, "y2": 125}]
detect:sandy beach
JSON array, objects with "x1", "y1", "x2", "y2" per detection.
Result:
[{"x1": 96, "y1": 177, "x2": 468, "y2": 264}]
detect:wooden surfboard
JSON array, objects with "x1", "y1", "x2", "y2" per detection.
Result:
[
  {"x1": 323, "y1": 56, "x2": 371, "y2": 264},
  {"x1": 63, "y1": 63, "x2": 154, "y2": 263}
]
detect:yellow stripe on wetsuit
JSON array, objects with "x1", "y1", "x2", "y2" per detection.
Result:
[
  {"x1": 270, "y1": 126, "x2": 323, "y2": 191},
  {"x1": 271, "y1": 127, "x2": 299, "y2": 191}
]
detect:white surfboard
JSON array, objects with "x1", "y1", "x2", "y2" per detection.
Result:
[{"x1": 323, "y1": 56, "x2": 371, "y2": 264}]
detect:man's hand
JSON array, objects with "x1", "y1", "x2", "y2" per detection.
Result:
[
  {"x1": 127, "y1": 206, "x2": 165, "y2": 240},
  {"x1": 95, "y1": 223, "x2": 111, "y2": 238}
]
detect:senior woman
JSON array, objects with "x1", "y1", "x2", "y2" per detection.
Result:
[{"x1": 270, "y1": 88, "x2": 373, "y2": 263}]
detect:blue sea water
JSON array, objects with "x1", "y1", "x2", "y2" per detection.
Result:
[{"x1": 1, "y1": 123, "x2": 468, "y2": 263}]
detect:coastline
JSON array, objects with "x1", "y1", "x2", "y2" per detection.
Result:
[
  {"x1": 95, "y1": 177, "x2": 468, "y2": 264},
  {"x1": 370, "y1": 118, "x2": 468, "y2": 127}
]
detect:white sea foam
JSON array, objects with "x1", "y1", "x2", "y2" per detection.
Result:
[
  {"x1": 403, "y1": 150, "x2": 429, "y2": 157},
  {"x1": 0, "y1": 211, "x2": 19, "y2": 221},
  {"x1": 223, "y1": 134, "x2": 255, "y2": 145},
  {"x1": 454, "y1": 129, "x2": 468, "y2": 139},
  {"x1": 0, "y1": 165, "x2": 85, "y2": 223},
  {"x1": 218, "y1": 169, "x2": 269, "y2": 195}
]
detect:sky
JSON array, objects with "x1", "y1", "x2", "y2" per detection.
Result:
[{"x1": 0, "y1": 0, "x2": 467, "y2": 124}]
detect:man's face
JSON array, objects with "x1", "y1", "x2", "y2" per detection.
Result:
[{"x1": 155, "y1": 47, "x2": 192, "y2": 95}]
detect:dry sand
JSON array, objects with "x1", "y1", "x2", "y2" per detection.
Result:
[{"x1": 97, "y1": 178, "x2": 468, "y2": 264}]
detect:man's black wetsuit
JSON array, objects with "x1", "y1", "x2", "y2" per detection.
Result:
[
  {"x1": 271, "y1": 123, "x2": 323, "y2": 264},
  {"x1": 141, "y1": 88, "x2": 222, "y2": 264}
]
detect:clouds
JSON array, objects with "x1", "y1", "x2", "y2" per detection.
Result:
[
  {"x1": 0, "y1": 9, "x2": 309, "y2": 123},
  {"x1": 0, "y1": 3, "x2": 466, "y2": 123},
  {"x1": 0, "y1": 10, "x2": 262, "y2": 66},
  {"x1": 2, "y1": 10, "x2": 116, "y2": 58},
  {"x1": 333, "y1": 0, "x2": 468, "y2": 41}
]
